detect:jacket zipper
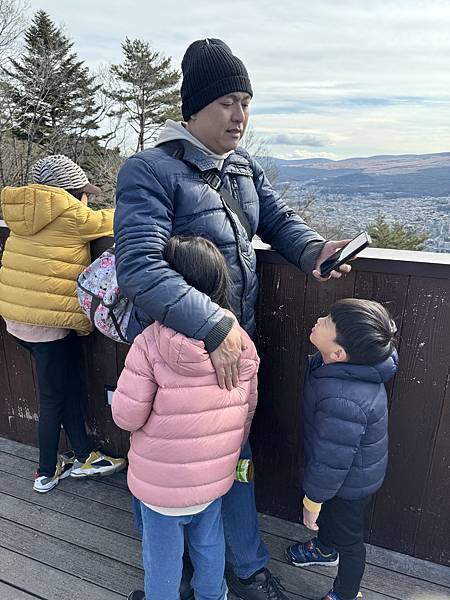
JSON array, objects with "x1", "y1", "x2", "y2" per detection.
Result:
[{"x1": 220, "y1": 172, "x2": 249, "y2": 320}]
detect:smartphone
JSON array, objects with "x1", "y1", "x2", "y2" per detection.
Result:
[{"x1": 319, "y1": 232, "x2": 371, "y2": 278}]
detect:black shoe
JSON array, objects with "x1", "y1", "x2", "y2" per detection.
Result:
[
  {"x1": 126, "y1": 555, "x2": 194, "y2": 600},
  {"x1": 126, "y1": 558, "x2": 193, "y2": 600},
  {"x1": 226, "y1": 568, "x2": 288, "y2": 599},
  {"x1": 127, "y1": 581, "x2": 194, "y2": 600},
  {"x1": 127, "y1": 592, "x2": 145, "y2": 600}
]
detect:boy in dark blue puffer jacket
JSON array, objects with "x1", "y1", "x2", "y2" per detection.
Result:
[{"x1": 286, "y1": 299, "x2": 398, "y2": 600}]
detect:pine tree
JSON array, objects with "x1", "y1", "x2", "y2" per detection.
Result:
[
  {"x1": 1, "y1": 10, "x2": 100, "y2": 175},
  {"x1": 108, "y1": 38, "x2": 181, "y2": 152},
  {"x1": 368, "y1": 214, "x2": 428, "y2": 251}
]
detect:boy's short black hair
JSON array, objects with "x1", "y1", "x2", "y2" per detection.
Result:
[{"x1": 330, "y1": 298, "x2": 397, "y2": 365}]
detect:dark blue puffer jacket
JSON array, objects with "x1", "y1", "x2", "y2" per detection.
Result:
[
  {"x1": 114, "y1": 141, "x2": 324, "y2": 342},
  {"x1": 303, "y1": 351, "x2": 398, "y2": 502}
]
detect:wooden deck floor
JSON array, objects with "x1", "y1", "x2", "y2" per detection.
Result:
[{"x1": 0, "y1": 438, "x2": 449, "y2": 600}]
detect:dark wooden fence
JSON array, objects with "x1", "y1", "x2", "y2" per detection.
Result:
[{"x1": 1, "y1": 225, "x2": 449, "y2": 566}]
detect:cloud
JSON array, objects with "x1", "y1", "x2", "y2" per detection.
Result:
[
  {"x1": 26, "y1": 0, "x2": 450, "y2": 158},
  {"x1": 268, "y1": 133, "x2": 327, "y2": 147},
  {"x1": 277, "y1": 149, "x2": 340, "y2": 160}
]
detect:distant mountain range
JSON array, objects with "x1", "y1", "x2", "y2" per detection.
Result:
[{"x1": 271, "y1": 152, "x2": 450, "y2": 197}]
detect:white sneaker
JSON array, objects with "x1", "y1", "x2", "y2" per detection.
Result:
[
  {"x1": 70, "y1": 450, "x2": 126, "y2": 478},
  {"x1": 33, "y1": 452, "x2": 75, "y2": 493}
]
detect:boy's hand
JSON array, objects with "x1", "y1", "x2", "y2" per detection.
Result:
[{"x1": 303, "y1": 506, "x2": 319, "y2": 531}]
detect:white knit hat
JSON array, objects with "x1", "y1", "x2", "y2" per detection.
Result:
[{"x1": 31, "y1": 154, "x2": 101, "y2": 195}]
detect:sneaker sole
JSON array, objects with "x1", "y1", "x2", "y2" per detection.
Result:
[
  {"x1": 70, "y1": 462, "x2": 126, "y2": 479},
  {"x1": 33, "y1": 479, "x2": 59, "y2": 493},
  {"x1": 285, "y1": 548, "x2": 339, "y2": 567}
]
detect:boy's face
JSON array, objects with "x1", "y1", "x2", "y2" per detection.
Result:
[{"x1": 310, "y1": 314, "x2": 348, "y2": 364}]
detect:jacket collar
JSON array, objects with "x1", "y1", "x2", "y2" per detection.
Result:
[
  {"x1": 179, "y1": 140, "x2": 252, "y2": 175},
  {"x1": 308, "y1": 350, "x2": 398, "y2": 384}
]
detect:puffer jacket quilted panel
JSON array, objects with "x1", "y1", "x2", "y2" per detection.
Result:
[
  {"x1": 114, "y1": 144, "x2": 323, "y2": 341},
  {"x1": 303, "y1": 351, "x2": 398, "y2": 502},
  {"x1": 112, "y1": 320, "x2": 259, "y2": 507},
  {"x1": 0, "y1": 184, "x2": 114, "y2": 335}
]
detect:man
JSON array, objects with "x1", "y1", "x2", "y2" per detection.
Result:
[{"x1": 115, "y1": 38, "x2": 350, "y2": 600}]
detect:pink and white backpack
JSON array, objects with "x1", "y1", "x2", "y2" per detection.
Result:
[{"x1": 77, "y1": 247, "x2": 132, "y2": 343}]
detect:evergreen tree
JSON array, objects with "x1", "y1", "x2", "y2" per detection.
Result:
[
  {"x1": 108, "y1": 38, "x2": 180, "y2": 152},
  {"x1": 368, "y1": 214, "x2": 428, "y2": 251},
  {"x1": 1, "y1": 10, "x2": 100, "y2": 175}
]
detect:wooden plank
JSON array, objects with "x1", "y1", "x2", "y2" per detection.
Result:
[
  {"x1": 0, "y1": 517, "x2": 143, "y2": 596},
  {"x1": 0, "y1": 436, "x2": 42, "y2": 460},
  {"x1": 0, "y1": 451, "x2": 132, "y2": 511},
  {"x1": 353, "y1": 271, "x2": 409, "y2": 334},
  {"x1": 1, "y1": 332, "x2": 38, "y2": 446},
  {"x1": 0, "y1": 493, "x2": 142, "y2": 567},
  {"x1": 81, "y1": 332, "x2": 126, "y2": 456},
  {"x1": 263, "y1": 529, "x2": 450, "y2": 600},
  {"x1": 0, "y1": 582, "x2": 40, "y2": 600},
  {"x1": 2, "y1": 442, "x2": 449, "y2": 600},
  {"x1": 0, "y1": 437, "x2": 129, "y2": 490},
  {"x1": 0, "y1": 319, "x2": 15, "y2": 439},
  {"x1": 370, "y1": 277, "x2": 450, "y2": 558},
  {"x1": 415, "y1": 366, "x2": 450, "y2": 565},
  {"x1": 115, "y1": 341, "x2": 132, "y2": 454},
  {"x1": 253, "y1": 243, "x2": 450, "y2": 279},
  {"x1": 261, "y1": 555, "x2": 395, "y2": 600},
  {"x1": 0, "y1": 547, "x2": 124, "y2": 600},
  {"x1": 252, "y1": 261, "x2": 308, "y2": 521},
  {"x1": 0, "y1": 471, "x2": 136, "y2": 537},
  {"x1": 352, "y1": 270, "x2": 410, "y2": 539},
  {"x1": 259, "y1": 513, "x2": 450, "y2": 587},
  {"x1": 116, "y1": 341, "x2": 130, "y2": 375}
]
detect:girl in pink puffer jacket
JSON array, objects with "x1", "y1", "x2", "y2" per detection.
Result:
[{"x1": 112, "y1": 236, "x2": 259, "y2": 600}]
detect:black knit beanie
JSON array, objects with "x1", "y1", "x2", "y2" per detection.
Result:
[{"x1": 181, "y1": 38, "x2": 253, "y2": 121}]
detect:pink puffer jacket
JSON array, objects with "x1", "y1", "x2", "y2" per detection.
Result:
[{"x1": 112, "y1": 320, "x2": 259, "y2": 508}]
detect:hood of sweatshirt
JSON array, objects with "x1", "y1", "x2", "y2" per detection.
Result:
[
  {"x1": 150, "y1": 320, "x2": 257, "y2": 382},
  {"x1": 309, "y1": 349, "x2": 398, "y2": 384},
  {"x1": 155, "y1": 119, "x2": 232, "y2": 169},
  {"x1": 1, "y1": 184, "x2": 74, "y2": 236}
]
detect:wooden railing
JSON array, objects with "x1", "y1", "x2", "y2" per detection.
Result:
[{"x1": 1, "y1": 224, "x2": 449, "y2": 566}]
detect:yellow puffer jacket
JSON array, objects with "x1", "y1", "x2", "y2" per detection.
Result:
[{"x1": 0, "y1": 184, "x2": 114, "y2": 335}]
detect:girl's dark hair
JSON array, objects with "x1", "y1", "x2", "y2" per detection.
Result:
[
  {"x1": 164, "y1": 236, "x2": 232, "y2": 310},
  {"x1": 330, "y1": 298, "x2": 397, "y2": 365}
]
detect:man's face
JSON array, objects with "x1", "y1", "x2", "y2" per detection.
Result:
[
  {"x1": 186, "y1": 92, "x2": 251, "y2": 154},
  {"x1": 310, "y1": 314, "x2": 347, "y2": 363}
]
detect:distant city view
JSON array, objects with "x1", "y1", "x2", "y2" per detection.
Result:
[{"x1": 271, "y1": 153, "x2": 450, "y2": 252}]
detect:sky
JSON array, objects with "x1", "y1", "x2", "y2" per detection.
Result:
[{"x1": 27, "y1": 0, "x2": 450, "y2": 160}]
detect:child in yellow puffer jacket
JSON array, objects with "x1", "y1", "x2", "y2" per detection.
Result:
[{"x1": 0, "y1": 155, "x2": 126, "y2": 493}]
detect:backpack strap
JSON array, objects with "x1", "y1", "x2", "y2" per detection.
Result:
[{"x1": 159, "y1": 141, "x2": 253, "y2": 240}]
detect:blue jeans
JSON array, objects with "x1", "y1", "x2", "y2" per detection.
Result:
[
  {"x1": 132, "y1": 440, "x2": 270, "y2": 581},
  {"x1": 221, "y1": 439, "x2": 270, "y2": 578},
  {"x1": 140, "y1": 498, "x2": 227, "y2": 600}
]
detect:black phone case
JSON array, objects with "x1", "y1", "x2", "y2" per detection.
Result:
[{"x1": 320, "y1": 238, "x2": 370, "y2": 277}]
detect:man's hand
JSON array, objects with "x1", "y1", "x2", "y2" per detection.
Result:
[
  {"x1": 210, "y1": 328, "x2": 246, "y2": 391},
  {"x1": 312, "y1": 239, "x2": 353, "y2": 281},
  {"x1": 303, "y1": 506, "x2": 319, "y2": 531}
]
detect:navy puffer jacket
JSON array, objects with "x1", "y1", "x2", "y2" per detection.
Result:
[
  {"x1": 303, "y1": 351, "x2": 398, "y2": 502},
  {"x1": 114, "y1": 142, "x2": 324, "y2": 342}
]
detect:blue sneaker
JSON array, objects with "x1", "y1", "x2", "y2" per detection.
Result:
[
  {"x1": 322, "y1": 591, "x2": 362, "y2": 600},
  {"x1": 285, "y1": 538, "x2": 339, "y2": 567}
]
